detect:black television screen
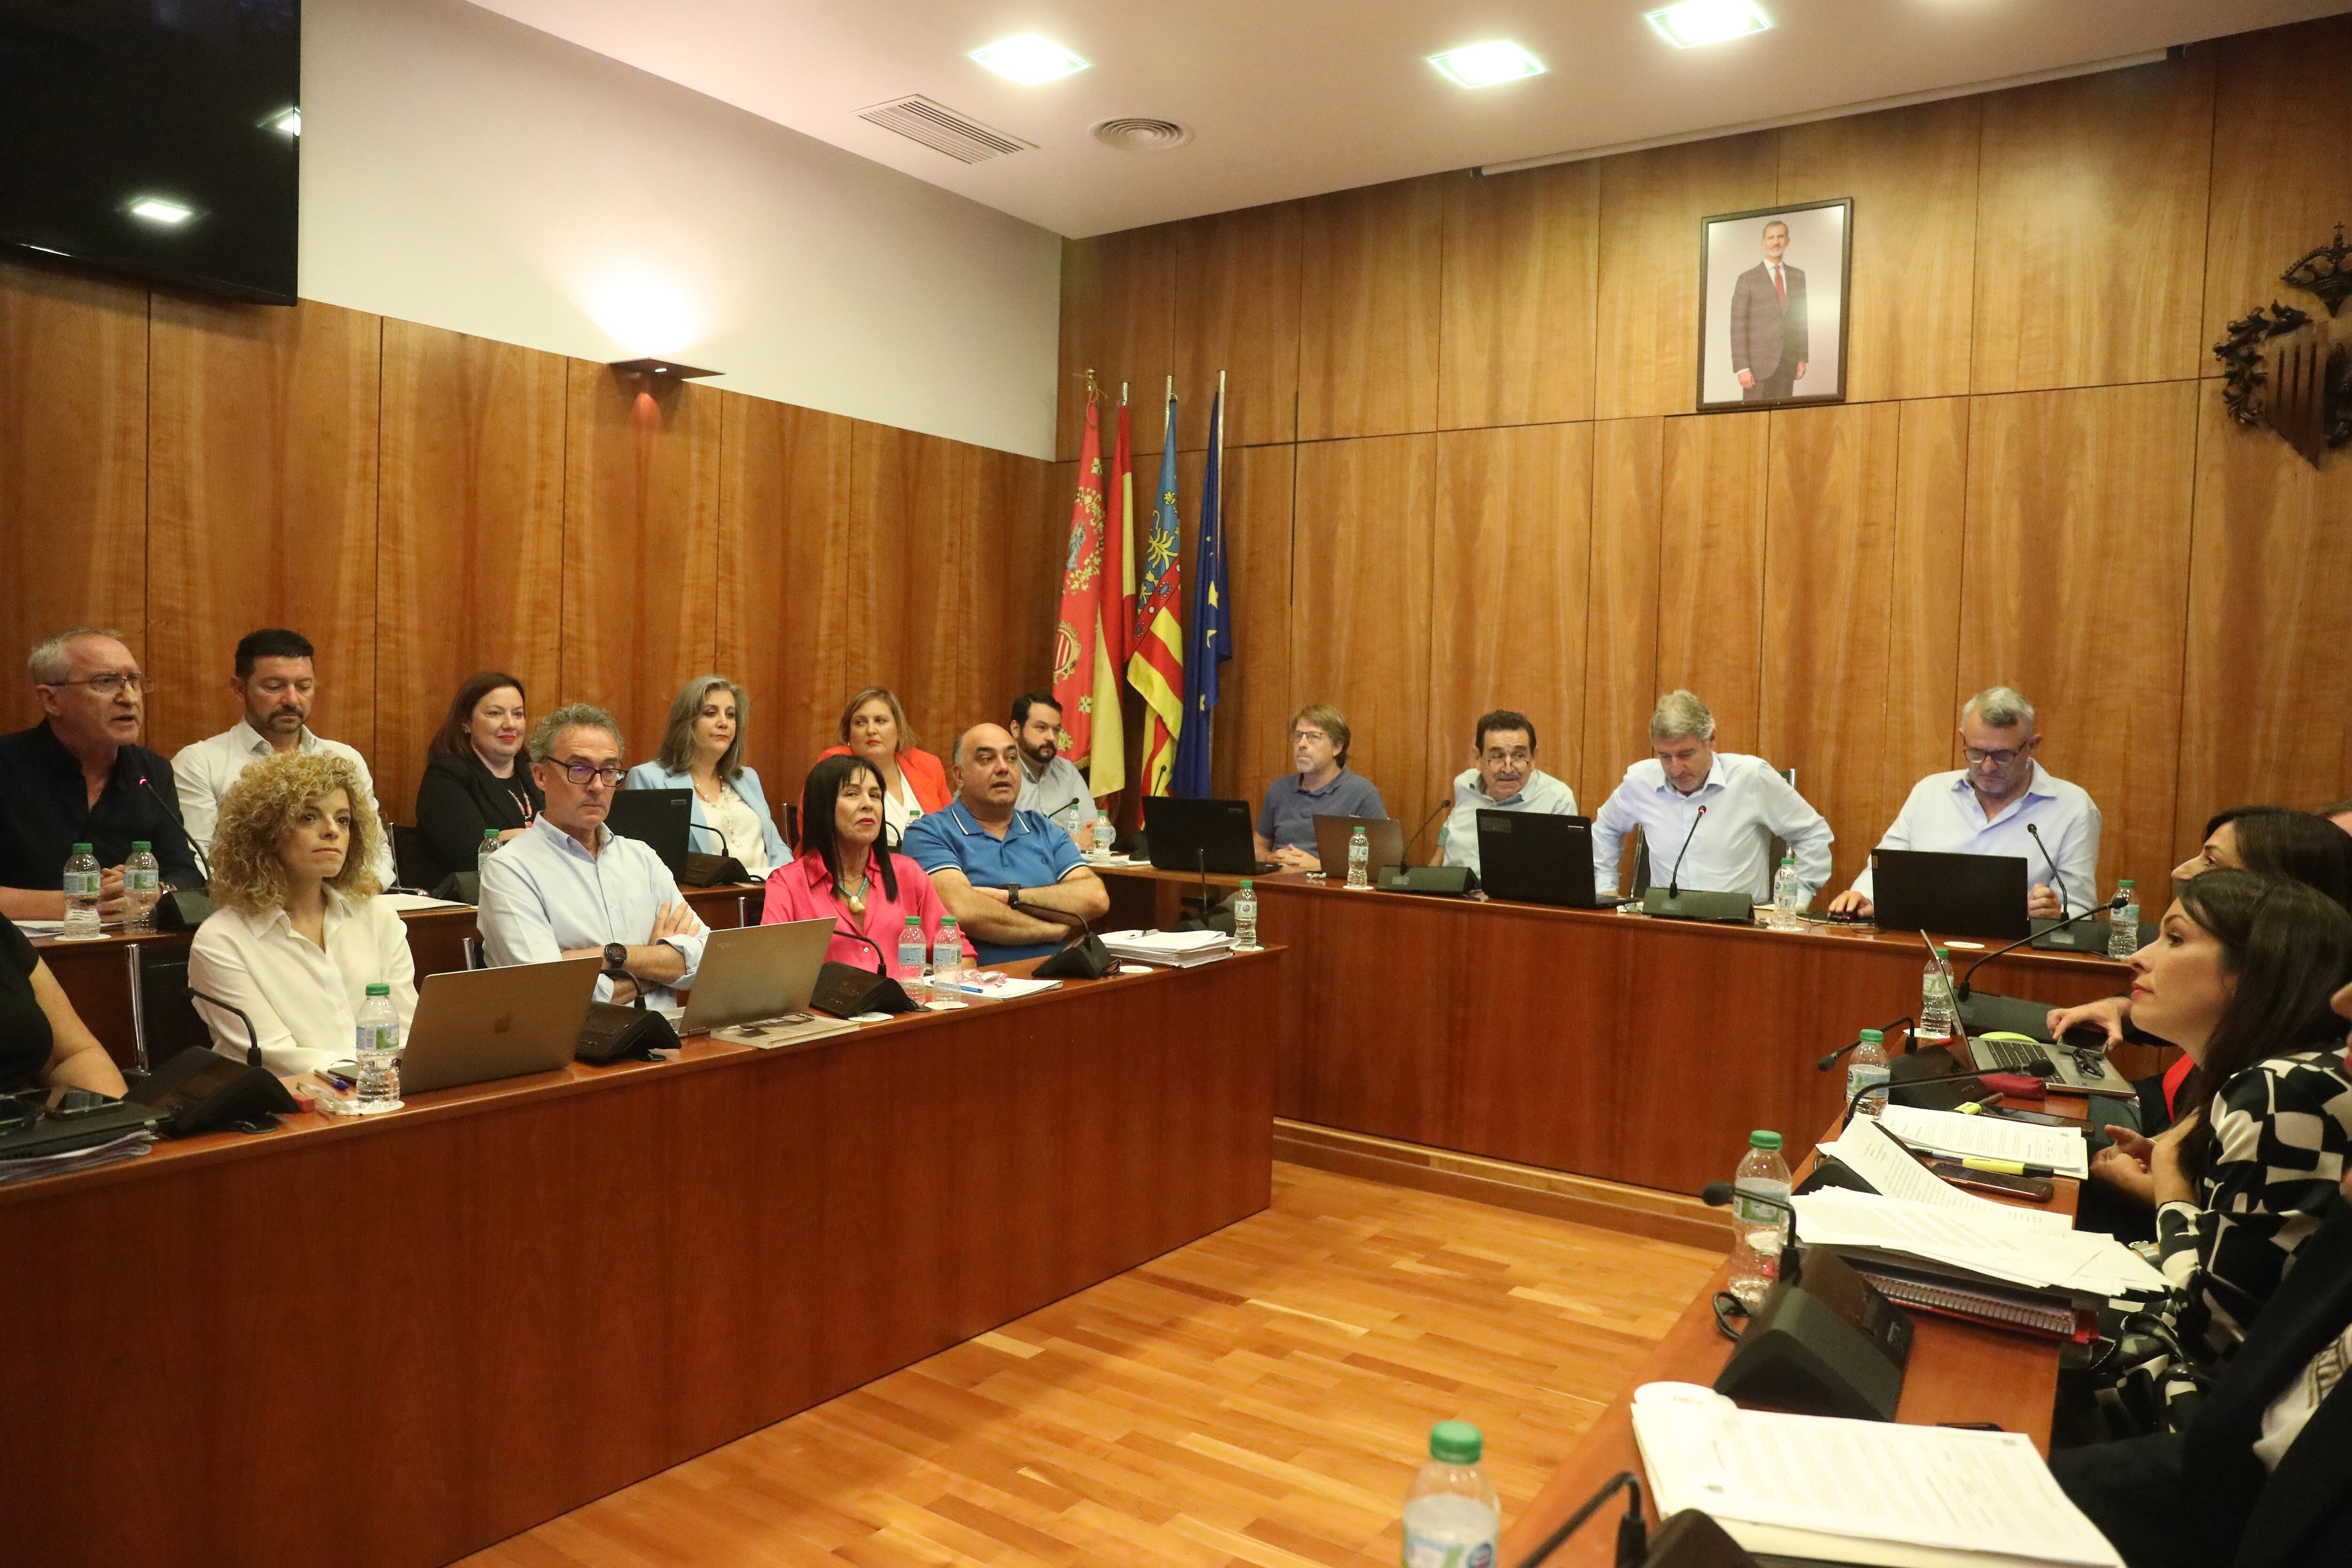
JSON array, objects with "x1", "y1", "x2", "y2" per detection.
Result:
[{"x1": 1, "y1": 0, "x2": 300, "y2": 304}]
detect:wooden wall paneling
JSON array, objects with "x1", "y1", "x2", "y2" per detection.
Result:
[
  {"x1": 1580, "y1": 418, "x2": 1664, "y2": 808},
  {"x1": 375, "y1": 321, "x2": 566, "y2": 822},
  {"x1": 1289, "y1": 435, "x2": 1438, "y2": 824},
  {"x1": 1653, "y1": 413, "x2": 1769, "y2": 749},
  {"x1": 715, "y1": 395, "x2": 855, "y2": 818},
  {"x1": 146, "y1": 296, "x2": 381, "y2": 760},
  {"x1": 1971, "y1": 56, "x2": 2217, "y2": 395},
  {"x1": 1956, "y1": 383, "x2": 2200, "y2": 898},
  {"x1": 557, "y1": 365, "x2": 720, "y2": 765},
  {"x1": 1173, "y1": 201, "x2": 1303, "y2": 452},
  {"x1": 0, "y1": 262, "x2": 148, "y2": 731},
  {"x1": 846, "y1": 424, "x2": 975, "y2": 755},
  {"x1": 1172, "y1": 443, "x2": 1296, "y2": 804},
  {"x1": 2173, "y1": 392, "x2": 2352, "y2": 845},
  {"x1": 1297, "y1": 177, "x2": 1446, "y2": 441},
  {"x1": 1774, "y1": 97, "x2": 1982, "y2": 405},
  {"x1": 2197, "y1": 14, "x2": 2352, "y2": 359},
  {"x1": 1429, "y1": 424, "x2": 1596, "y2": 822},
  {"x1": 1756, "y1": 403, "x2": 1903, "y2": 897},
  {"x1": 1439, "y1": 162, "x2": 1600, "y2": 430},
  {"x1": 1593, "y1": 135, "x2": 1779, "y2": 421},
  {"x1": 967, "y1": 447, "x2": 1061, "y2": 730},
  {"x1": 1884, "y1": 396, "x2": 1971, "y2": 811},
  {"x1": 1056, "y1": 226, "x2": 1177, "y2": 462}
]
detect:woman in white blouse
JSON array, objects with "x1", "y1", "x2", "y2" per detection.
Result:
[
  {"x1": 622, "y1": 675, "x2": 787, "y2": 875},
  {"x1": 189, "y1": 750, "x2": 417, "y2": 1074}
]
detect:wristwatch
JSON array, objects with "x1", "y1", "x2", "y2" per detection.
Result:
[
  {"x1": 602, "y1": 941, "x2": 629, "y2": 973},
  {"x1": 1001, "y1": 883, "x2": 1024, "y2": 910}
]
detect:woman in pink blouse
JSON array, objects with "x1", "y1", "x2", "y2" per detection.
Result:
[{"x1": 763, "y1": 753, "x2": 975, "y2": 974}]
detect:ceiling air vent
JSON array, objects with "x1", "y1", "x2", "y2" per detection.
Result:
[
  {"x1": 1092, "y1": 117, "x2": 1193, "y2": 151},
  {"x1": 858, "y1": 95, "x2": 1036, "y2": 164}
]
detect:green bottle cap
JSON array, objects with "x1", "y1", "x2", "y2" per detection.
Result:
[
  {"x1": 1429, "y1": 1420, "x2": 1483, "y2": 1465},
  {"x1": 1933, "y1": 946, "x2": 1951, "y2": 960},
  {"x1": 72, "y1": 842, "x2": 93, "y2": 853},
  {"x1": 904, "y1": 915, "x2": 921, "y2": 927},
  {"x1": 366, "y1": 983, "x2": 390, "y2": 996},
  {"x1": 1240, "y1": 879, "x2": 1254, "y2": 890},
  {"x1": 2118, "y1": 880, "x2": 2135, "y2": 891},
  {"x1": 1859, "y1": 1029, "x2": 1884, "y2": 1043},
  {"x1": 484, "y1": 829, "x2": 501, "y2": 841},
  {"x1": 132, "y1": 841, "x2": 151, "y2": 852},
  {"x1": 1749, "y1": 1129, "x2": 1783, "y2": 1150}
]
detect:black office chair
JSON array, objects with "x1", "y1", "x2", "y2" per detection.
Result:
[
  {"x1": 389, "y1": 822, "x2": 435, "y2": 892},
  {"x1": 127, "y1": 945, "x2": 215, "y2": 1074}
]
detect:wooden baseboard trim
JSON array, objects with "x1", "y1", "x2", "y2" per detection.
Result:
[{"x1": 1273, "y1": 1119, "x2": 1732, "y2": 1252}]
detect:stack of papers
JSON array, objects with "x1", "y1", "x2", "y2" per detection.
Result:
[
  {"x1": 1631, "y1": 1382, "x2": 2124, "y2": 1568},
  {"x1": 0, "y1": 1130, "x2": 156, "y2": 1185},
  {"x1": 1100, "y1": 929, "x2": 1234, "y2": 968},
  {"x1": 1877, "y1": 1104, "x2": 2091, "y2": 1179},
  {"x1": 931, "y1": 972, "x2": 1063, "y2": 1000}
]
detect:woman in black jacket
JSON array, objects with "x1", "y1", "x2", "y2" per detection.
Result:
[{"x1": 413, "y1": 671, "x2": 544, "y2": 886}]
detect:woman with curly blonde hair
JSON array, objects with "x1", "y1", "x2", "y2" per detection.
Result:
[{"x1": 188, "y1": 750, "x2": 416, "y2": 1074}]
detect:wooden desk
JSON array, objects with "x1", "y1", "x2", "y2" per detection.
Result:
[
  {"x1": 29, "y1": 883, "x2": 761, "y2": 1069},
  {"x1": 0, "y1": 947, "x2": 1281, "y2": 1568},
  {"x1": 1101, "y1": 866, "x2": 2134, "y2": 1195}
]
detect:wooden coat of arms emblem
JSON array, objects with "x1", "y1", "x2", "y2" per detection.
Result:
[{"x1": 2213, "y1": 225, "x2": 2352, "y2": 467}]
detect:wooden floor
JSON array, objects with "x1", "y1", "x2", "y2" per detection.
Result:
[{"x1": 462, "y1": 1163, "x2": 1721, "y2": 1568}]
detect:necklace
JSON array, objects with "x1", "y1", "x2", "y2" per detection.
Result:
[{"x1": 837, "y1": 871, "x2": 869, "y2": 915}]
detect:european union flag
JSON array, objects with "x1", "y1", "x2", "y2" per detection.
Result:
[{"x1": 1170, "y1": 383, "x2": 1229, "y2": 798}]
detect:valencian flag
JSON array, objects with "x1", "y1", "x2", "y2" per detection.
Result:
[
  {"x1": 1170, "y1": 376, "x2": 1229, "y2": 799},
  {"x1": 1127, "y1": 387, "x2": 1185, "y2": 796},
  {"x1": 1050, "y1": 380, "x2": 1106, "y2": 764},
  {"x1": 1089, "y1": 388, "x2": 1136, "y2": 796}
]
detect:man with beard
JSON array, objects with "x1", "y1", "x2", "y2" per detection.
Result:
[
  {"x1": 175, "y1": 629, "x2": 397, "y2": 885},
  {"x1": 1009, "y1": 690, "x2": 1097, "y2": 849}
]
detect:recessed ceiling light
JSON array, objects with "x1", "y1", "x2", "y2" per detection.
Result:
[
  {"x1": 267, "y1": 107, "x2": 301, "y2": 136},
  {"x1": 969, "y1": 34, "x2": 1089, "y2": 85},
  {"x1": 1427, "y1": 40, "x2": 1547, "y2": 88},
  {"x1": 1645, "y1": 0, "x2": 1772, "y2": 48},
  {"x1": 127, "y1": 197, "x2": 194, "y2": 226}
]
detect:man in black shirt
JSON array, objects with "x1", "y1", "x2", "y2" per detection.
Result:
[{"x1": 0, "y1": 627, "x2": 200, "y2": 920}]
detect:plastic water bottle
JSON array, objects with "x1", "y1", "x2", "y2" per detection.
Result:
[
  {"x1": 1346, "y1": 825, "x2": 1371, "y2": 890},
  {"x1": 62, "y1": 842, "x2": 102, "y2": 938},
  {"x1": 1728, "y1": 1130, "x2": 1792, "y2": 1308},
  {"x1": 1919, "y1": 947, "x2": 1957, "y2": 1045},
  {"x1": 1846, "y1": 1027, "x2": 1890, "y2": 1119},
  {"x1": 1233, "y1": 879, "x2": 1260, "y2": 951},
  {"x1": 123, "y1": 841, "x2": 161, "y2": 934},
  {"x1": 931, "y1": 916, "x2": 967, "y2": 1008},
  {"x1": 898, "y1": 915, "x2": 926, "y2": 995},
  {"x1": 2107, "y1": 880, "x2": 2140, "y2": 960},
  {"x1": 1093, "y1": 808, "x2": 1115, "y2": 859},
  {"x1": 353, "y1": 982, "x2": 404, "y2": 1114},
  {"x1": 1401, "y1": 1421, "x2": 1499, "y2": 1568},
  {"x1": 1767, "y1": 853, "x2": 1802, "y2": 930},
  {"x1": 478, "y1": 828, "x2": 501, "y2": 882}
]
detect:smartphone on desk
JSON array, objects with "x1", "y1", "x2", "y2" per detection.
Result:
[
  {"x1": 1928, "y1": 1161, "x2": 2054, "y2": 1202},
  {"x1": 1982, "y1": 1106, "x2": 2074, "y2": 1128}
]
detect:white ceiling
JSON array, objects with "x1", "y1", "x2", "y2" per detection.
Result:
[{"x1": 462, "y1": 0, "x2": 2343, "y2": 238}]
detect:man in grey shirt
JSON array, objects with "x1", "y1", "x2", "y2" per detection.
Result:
[
  {"x1": 1010, "y1": 690, "x2": 1097, "y2": 850},
  {"x1": 1255, "y1": 702, "x2": 1387, "y2": 869}
]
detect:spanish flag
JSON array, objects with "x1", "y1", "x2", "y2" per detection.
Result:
[{"x1": 1127, "y1": 389, "x2": 1185, "y2": 796}]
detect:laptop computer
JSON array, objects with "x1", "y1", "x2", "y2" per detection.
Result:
[
  {"x1": 606, "y1": 787, "x2": 693, "y2": 876},
  {"x1": 1312, "y1": 814, "x2": 1404, "y2": 880},
  {"x1": 1958, "y1": 990, "x2": 2137, "y2": 1095},
  {"x1": 398, "y1": 955, "x2": 604, "y2": 1095},
  {"x1": 680, "y1": 916, "x2": 835, "y2": 1035},
  {"x1": 1475, "y1": 812, "x2": 1631, "y2": 909},
  {"x1": 1144, "y1": 797, "x2": 1276, "y2": 875},
  {"x1": 1869, "y1": 849, "x2": 2031, "y2": 941}
]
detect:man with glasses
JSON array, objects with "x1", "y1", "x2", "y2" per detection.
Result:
[
  {"x1": 0, "y1": 627, "x2": 200, "y2": 921},
  {"x1": 1432, "y1": 710, "x2": 1577, "y2": 877},
  {"x1": 1828, "y1": 685, "x2": 2100, "y2": 921},
  {"x1": 1254, "y1": 703, "x2": 1388, "y2": 871},
  {"x1": 477, "y1": 703, "x2": 706, "y2": 1008},
  {"x1": 173, "y1": 628, "x2": 396, "y2": 888}
]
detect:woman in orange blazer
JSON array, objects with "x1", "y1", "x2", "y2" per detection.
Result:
[{"x1": 813, "y1": 687, "x2": 951, "y2": 842}]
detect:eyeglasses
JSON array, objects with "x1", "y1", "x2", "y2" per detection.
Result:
[
  {"x1": 551, "y1": 759, "x2": 626, "y2": 786},
  {"x1": 1291, "y1": 730, "x2": 1331, "y2": 745},
  {"x1": 49, "y1": 673, "x2": 150, "y2": 696},
  {"x1": 1481, "y1": 749, "x2": 1534, "y2": 767},
  {"x1": 1963, "y1": 747, "x2": 2025, "y2": 766}
]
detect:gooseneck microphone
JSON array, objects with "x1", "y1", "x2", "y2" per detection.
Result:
[
  {"x1": 188, "y1": 987, "x2": 262, "y2": 1067},
  {"x1": 1700, "y1": 1180, "x2": 1803, "y2": 1285},
  {"x1": 1397, "y1": 799, "x2": 1448, "y2": 870},
  {"x1": 1507, "y1": 1470, "x2": 1647, "y2": 1568},
  {"x1": 1817, "y1": 1015, "x2": 1917, "y2": 1073},
  {"x1": 2025, "y1": 822, "x2": 2067, "y2": 919},
  {"x1": 1957, "y1": 890, "x2": 2129, "y2": 999},
  {"x1": 139, "y1": 774, "x2": 210, "y2": 883},
  {"x1": 1666, "y1": 804, "x2": 1708, "y2": 899},
  {"x1": 832, "y1": 925, "x2": 889, "y2": 975},
  {"x1": 687, "y1": 820, "x2": 735, "y2": 860}
]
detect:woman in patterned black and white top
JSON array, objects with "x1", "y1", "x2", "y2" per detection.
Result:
[{"x1": 2102, "y1": 872, "x2": 2352, "y2": 1421}]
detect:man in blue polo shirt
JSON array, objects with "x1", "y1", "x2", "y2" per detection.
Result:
[
  {"x1": 1254, "y1": 702, "x2": 1387, "y2": 871},
  {"x1": 903, "y1": 722, "x2": 1110, "y2": 964}
]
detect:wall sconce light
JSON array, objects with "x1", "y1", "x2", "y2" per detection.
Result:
[{"x1": 608, "y1": 358, "x2": 719, "y2": 382}]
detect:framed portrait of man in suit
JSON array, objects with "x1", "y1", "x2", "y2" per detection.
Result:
[{"x1": 1696, "y1": 199, "x2": 1852, "y2": 412}]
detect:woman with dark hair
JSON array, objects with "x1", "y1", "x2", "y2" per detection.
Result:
[
  {"x1": 761, "y1": 753, "x2": 972, "y2": 975},
  {"x1": 413, "y1": 671, "x2": 542, "y2": 886},
  {"x1": 623, "y1": 674, "x2": 786, "y2": 876},
  {"x1": 2089, "y1": 872, "x2": 2352, "y2": 1427}
]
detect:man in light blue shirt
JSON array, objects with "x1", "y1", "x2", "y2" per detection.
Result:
[
  {"x1": 1591, "y1": 691, "x2": 1833, "y2": 906},
  {"x1": 479, "y1": 703, "x2": 707, "y2": 1009},
  {"x1": 905, "y1": 723, "x2": 1109, "y2": 964},
  {"x1": 1434, "y1": 709, "x2": 1578, "y2": 877},
  {"x1": 1829, "y1": 685, "x2": 2100, "y2": 921}
]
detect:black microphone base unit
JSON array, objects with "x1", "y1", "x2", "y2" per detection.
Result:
[
  {"x1": 1375, "y1": 865, "x2": 1476, "y2": 897},
  {"x1": 2030, "y1": 916, "x2": 2155, "y2": 955},
  {"x1": 1637, "y1": 1511, "x2": 1762, "y2": 1568},
  {"x1": 1642, "y1": 888, "x2": 1754, "y2": 923},
  {"x1": 679, "y1": 852, "x2": 751, "y2": 888},
  {"x1": 150, "y1": 888, "x2": 213, "y2": 931},
  {"x1": 810, "y1": 962, "x2": 919, "y2": 1018},
  {"x1": 432, "y1": 870, "x2": 482, "y2": 904},
  {"x1": 1035, "y1": 933, "x2": 1117, "y2": 979},
  {"x1": 127, "y1": 1046, "x2": 297, "y2": 1138},
  {"x1": 1713, "y1": 1247, "x2": 1913, "y2": 1424}
]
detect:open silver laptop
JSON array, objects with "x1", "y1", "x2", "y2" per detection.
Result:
[
  {"x1": 399, "y1": 955, "x2": 604, "y2": 1095},
  {"x1": 680, "y1": 916, "x2": 835, "y2": 1035},
  {"x1": 1311, "y1": 815, "x2": 1406, "y2": 880},
  {"x1": 1960, "y1": 987, "x2": 2137, "y2": 1096}
]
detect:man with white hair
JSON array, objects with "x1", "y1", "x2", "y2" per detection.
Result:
[
  {"x1": 1828, "y1": 685, "x2": 2100, "y2": 921},
  {"x1": 1590, "y1": 691, "x2": 1833, "y2": 906}
]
